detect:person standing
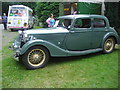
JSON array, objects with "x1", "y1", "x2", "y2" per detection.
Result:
[
  {"x1": 2, "y1": 13, "x2": 7, "y2": 30},
  {"x1": 46, "y1": 14, "x2": 55, "y2": 27},
  {"x1": 72, "y1": 11, "x2": 77, "y2": 15}
]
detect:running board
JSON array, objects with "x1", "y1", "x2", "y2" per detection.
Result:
[{"x1": 67, "y1": 48, "x2": 103, "y2": 56}]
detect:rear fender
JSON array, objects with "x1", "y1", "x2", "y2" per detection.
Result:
[{"x1": 101, "y1": 32, "x2": 119, "y2": 48}]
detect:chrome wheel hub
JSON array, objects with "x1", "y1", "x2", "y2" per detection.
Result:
[
  {"x1": 104, "y1": 38, "x2": 114, "y2": 52},
  {"x1": 28, "y1": 49, "x2": 45, "y2": 66}
]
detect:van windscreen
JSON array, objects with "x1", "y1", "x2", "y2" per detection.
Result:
[{"x1": 9, "y1": 7, "x2": 27, "y2": 17}]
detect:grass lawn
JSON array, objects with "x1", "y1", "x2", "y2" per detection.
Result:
[
  {"x1": 33, "y1": 26, "x2": 42, "y2": 29},
  {"x1": 2, "y1": 44, "x2": 119, "y2": 88}
]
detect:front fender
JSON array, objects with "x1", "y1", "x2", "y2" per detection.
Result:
[
  {"x1": 19, "y1": 39, "x2": 68, "y2": 57},
  {"x1": 101, "y1": 32, "x2": 119, "y2": 48}
]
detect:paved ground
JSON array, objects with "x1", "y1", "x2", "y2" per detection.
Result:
[
  {"x1": 0, "y1": 24, "x2": 18, "y2": 49},
  {"x1": 0, "y1": 25, "x2": 2, "y2": 50},
  {"x1": 0, "y1": 25, "x2": 18, "y2": 60},
  {"x1": 0, "y1": 24, "x2": 3, "y2": 60}
]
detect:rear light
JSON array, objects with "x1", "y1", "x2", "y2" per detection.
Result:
[
  {"x1": 8, "y1": 20, "x2": 11, "y2": 24},
  {"x1": 8, "y1": 22, "x2": 11, "y2": 24},
  {"x1": 23, "y1": 23, "x2": 27, "y2": 27}
]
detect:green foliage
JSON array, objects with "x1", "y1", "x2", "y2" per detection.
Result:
[
  {"x1": 2, "y1": 2, "x2": 14, "y2": 15},
  {"x1": 33, "y1": 26, "x2": 42, "y2": 29},
  {"x1": 105, "y1": 2, "x2": 120, "y2": 34},
  {"x1": 35, "y1": 2, "x2": 59, "y2": 27}
]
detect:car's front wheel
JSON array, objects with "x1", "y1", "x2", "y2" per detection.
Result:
[
  {"x1": 22, "y1": 46, "x2": 49, "y2": 69},
  {"x1": 103, "y1": 37, "x2": 115, "y2": 54}
]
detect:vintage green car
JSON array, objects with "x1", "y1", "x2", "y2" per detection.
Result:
[{"x1": 11, "y1": 15, "x2": 120, "y2": 69}]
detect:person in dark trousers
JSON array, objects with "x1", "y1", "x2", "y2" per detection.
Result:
[{"x1": 2, "y1": 13, "x2": 7, "y2": 30}]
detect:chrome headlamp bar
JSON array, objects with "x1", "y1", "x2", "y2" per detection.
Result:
[
  {"x1": 18, "y1": 30, "x2": 36, "y2": 42},
  {"x1": 18, "y1": 30, "x2": 28, "y2": 42}
]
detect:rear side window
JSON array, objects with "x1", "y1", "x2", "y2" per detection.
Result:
[
  {"x1": 93, "y1": 18, "x2": 106, "y2": 28},
  {"x1": 74, "y1": 18, "x2": 91, "y2": 28}
]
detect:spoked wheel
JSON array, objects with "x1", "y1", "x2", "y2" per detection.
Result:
[
  {"x1": 22, "y1": 46, "x2": 49, "y2": 69},
  {"x1": 103, "y1": 37, "x2": 115, "y2": 54}
]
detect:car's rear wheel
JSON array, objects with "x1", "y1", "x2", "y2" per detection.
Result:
[
  {"x1": 103, "y1": 37, "x2": 115, "y2": 54},
  {"x1": 22, "y1": 46, "x2": 49, "y2": 69}
]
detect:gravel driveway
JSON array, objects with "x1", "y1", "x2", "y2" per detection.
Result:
[
  {"x1": 0, "y1": 24, "x2": 2, "y2": 50},
  {"x1": 2, "y1": 27, "x2": 18, "y2": 48}
]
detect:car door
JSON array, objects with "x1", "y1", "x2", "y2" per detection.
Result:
[
  {"x1": 91, "y1": 18, "x2": 108, "y2": 49},
  {"x1": 65, "y1": 18, "x2": 92, "y2": 51}
]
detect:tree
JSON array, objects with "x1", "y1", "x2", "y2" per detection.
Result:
[
  {"x1": 105, "y1": 2, "x2": 120, "y2": 35},
  {"x1": 35, "y1": 2, "x2": 59, "y2": 27}
]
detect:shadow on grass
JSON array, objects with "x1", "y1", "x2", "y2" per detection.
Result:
[
  {"x1": 48, "y1": 51, "x2": 101, "y2": 66},
  {"x1": 48, "y1": 49, "x2": 119, "y2": 67},
  {"x1": 8, "y1": 49, "x2": 119, "y2": 70},
  {"x1": 11, "y1": 58, "x2": 27, "y2": 70}
]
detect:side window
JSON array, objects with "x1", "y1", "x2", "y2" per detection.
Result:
[
  {"x1": 93, "y1": 18, "x2": 106, "y2": 28},
  {"x1": 58, "y1": 19, "x2": 72, "y2": 27},
  {"x1": 29, "y1": 11, "x2": 32, "y2": 17},
  {"x1": 74, "y1": 18, "x2": 91, "y2": 28},
  {"x1": 63, "y1": 19, "x2": 72, "y2": 27}
]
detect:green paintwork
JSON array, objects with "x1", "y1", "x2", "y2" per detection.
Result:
[
  {"x1": 19, "y1": 39, "x2": 68, "y2": 56},
  {"x1": 14, "y1": 39, "x2": 103, "y2": 57},
  {"x1": 77, "y1": 2, "x2": 102, "y2": 14},
  {"x1": 12, "y1": 15, "x2": 120, "y2": 58},
  {"x1": 66, "y1": 28, "x2": 92, "y2": 50}
]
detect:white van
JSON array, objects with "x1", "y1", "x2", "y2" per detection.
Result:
[{"x1": 7, "y1": 5, "x2": 34, "y2": 31}]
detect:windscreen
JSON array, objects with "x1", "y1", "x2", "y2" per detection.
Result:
[
  {"x1": 9, "y1": 7, "x2": 27, "y2": 17},
  {"x1": 54, "y1": 19, "x2": 73, "y2": 28}
]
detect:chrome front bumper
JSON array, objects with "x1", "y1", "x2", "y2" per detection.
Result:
[
  {"x1": 13, "y1": 53, "x2": 19, "y2": 61},
  {"x1": 9, "y1": 42, "x2": 21, "y2": 61}
]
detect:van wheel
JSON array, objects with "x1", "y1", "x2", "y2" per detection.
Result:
[
  {"x1": 103, "y1": 37, "x2": 115, "y2": 54},
  {"x1": 11, "y1": 29, "x2": 14, "y2": 31},
  {"x1": 22, "y1": 46, "x2": 49, "y2": 69}
]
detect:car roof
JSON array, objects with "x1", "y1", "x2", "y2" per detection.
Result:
[{"x1": 58, "y1": 14, "x2": 106, "y2": 19}]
